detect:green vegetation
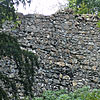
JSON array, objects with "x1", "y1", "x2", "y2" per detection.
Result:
[
  {"x1": 97, "y1": 12, "x2": 100, "y2": 28},
  {"x1": 42, "y1": 89, "x2": 66, "y2": 100},
  {"x1": 0, "y1": 0, "x2": 31, "y2": 27},
  {"x1": 0, "y1": 0, "x2": 100, "y2": 100},
  {"x1": 0, "y1": 32, "x2": 38, "y2": 99},
  {"x1": 68, "y1": 0, "x2": 100, "y2": 14},
  {"x1": 97, "y1": 21, "x2": 100, "y2": 28},
  {"x1": 25, "y1": 86, "x2": 100, "y2": 100},
  {"x1": 68, "y1": 0, "x2": 100, "y2": 30}
]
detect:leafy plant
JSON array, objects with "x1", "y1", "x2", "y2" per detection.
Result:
[
  {"x1": 57, "y1": 94, "x2": 71, "y2": 100},
  {"x1": 68, "y1": 0, "x2": 100, "y2": 14},
  {"x1": 97, "y1": 21, "x2": 100, "y2": 28},
  {"x1": 27, "y1": 86, "x2": 100, "y2": 100},
  {"x1": 0, "y1": 32, "x2": 38, "y2": 99},
  {"x1": 0, "y1": 0, "x2": 32, "y2": 28},
  {"x1": 42, "y1": 90, "x2": 66, "y2": 100},
  {"x1": 97, "y1": 12, "x2": 100, "y2": 29}
]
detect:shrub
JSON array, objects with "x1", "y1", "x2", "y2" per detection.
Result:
[
  {"x1": 31, "y1": 86, "x2": 100, "y2": 100},
  {"x1": 42, "y1": 89, "x2": 66, "y2": 100},
  {"x1": 57, "y1": 94, "x2": 71, "y2": 100}
]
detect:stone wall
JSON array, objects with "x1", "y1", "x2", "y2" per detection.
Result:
[{"x1": 1, "y1": 9, "x2": 100, "y2": 96}]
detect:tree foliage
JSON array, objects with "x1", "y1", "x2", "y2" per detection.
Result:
[
  {"x1": 68, "y1": 0, "x2": 100, "y2": 14},
  {"x1": 0, "y1": 32, "x2": 38, "y2": 99},
  {"x1": 0, "y1": 0, "x2": 31, "y2": 27}
]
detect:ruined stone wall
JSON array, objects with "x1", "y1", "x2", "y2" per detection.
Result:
[{"x1": 1, "y1": 9, "x2": 100, "y2": 96}]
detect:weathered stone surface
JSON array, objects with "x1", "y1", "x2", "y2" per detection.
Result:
[
  {"x1": 55, "y1": 62, "x2": 66, "y2": 67},
  {"x1": 1, "y1": 8, "x2": 100, "y2": 97}
]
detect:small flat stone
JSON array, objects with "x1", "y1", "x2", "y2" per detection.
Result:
[{"x1": 55, "y1": 62, "x2": 66, "y2": 67}]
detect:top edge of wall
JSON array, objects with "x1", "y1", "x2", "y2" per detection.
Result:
[
  {"x1": 16, "y1": 8, "x2": 100, "y2": 20},
  {"x1": 16, "y1": 8, "x2": 73, "y2": 17}
]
